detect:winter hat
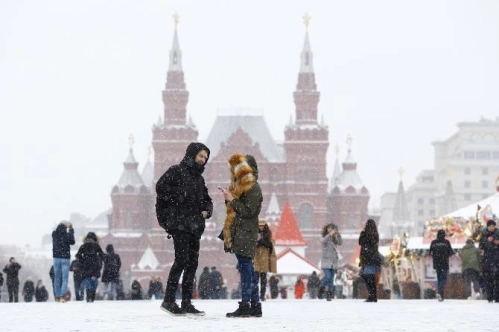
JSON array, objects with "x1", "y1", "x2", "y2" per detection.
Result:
[
  {"x1": 258, "y1": 218, "x2": 267, "y2": 226},
  {"x1": 185, "y1": 142, "x2": 210, "y2": 162},
  {"x1": 487, "y1": 220, "x2": 496, "y2": 227},
  {"x1": 86, "y1": 232, "x2": 98, "y2": 242},
  {"x1": 466, "y1": 239, "x2": 474, "y2": 245}
]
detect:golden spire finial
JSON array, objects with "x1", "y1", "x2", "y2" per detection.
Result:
[
  {"x1": 334, "y1": 144, "x2": 340, "y2": 158},
  {"x1": 128, "y1": 134, "x2": 135, "y2": 149},
  {"x1": 346, "y1": 134, "x2": 353, "y2": 150},
  {"x1": 172, "y1": 12, "x2": 180, "y2": 29},
  {"x1": 398, "y1": 167, "x2": 405, "y2": 180},
  {"x1": 302, "y1": 13, "x2": 311, "y2": 32}
]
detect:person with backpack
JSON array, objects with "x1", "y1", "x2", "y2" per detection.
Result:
[
  {"x1": 102, "y1": 244, "x2": 121, "y2": 300},
  {"x1": 156, "y1": 142, "x2": 213, "y2": 316}
]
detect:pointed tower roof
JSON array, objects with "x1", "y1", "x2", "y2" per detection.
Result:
[
  {"x1": 137, "y1": 246, "x2": 160, "y2": 270},
  {"x1": 393, "y1": 180, "x2": 410, "y2": 222},
  {"x1": 335, "y1": 136, "x2": 366, "y2": 193},
  {"x1": 299, "y1": 13, "x2": 314, "y2": 73},
  {"x1": 274, "y1": 202, "x2": 307, "y2": 246},
  {"x1": 116, "y1": 135, "x2": 145, "y2": 191},
  {"x1": 141, "y1": 147, "x2": 154, "y2": 188},
  {"x1": 330, "y1": 144, "x2": 342, "y2": 190},
  {"x1": 168, "y1": 13, "x2": 182, "y2": 72},
  {"x1": 266, "y1": 192, "x2": 281, "y2": 215},
  {"x1": 442, "y1": 180, "x2": 457, "y2": 214}
]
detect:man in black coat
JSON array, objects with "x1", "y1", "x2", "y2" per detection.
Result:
[
  {"x1": 3, "y1": 257, "x2": 22, "y2": 302},
  {"x1": 102, "y1": 244, "x2": 121, "y2": 300},
  {"x1": 429, "y1": 229, "x2": 454, "y2": 301},
  {"x1": 156, "y1": 142, "x2": 213, "y2": 316},
  {"x1": 479, "y1": 219, "x2": 499, "y2": 302}
]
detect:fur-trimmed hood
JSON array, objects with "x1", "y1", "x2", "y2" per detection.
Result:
[{"x1": 228, "y1": 153, "x2": 256, "y2": 194}]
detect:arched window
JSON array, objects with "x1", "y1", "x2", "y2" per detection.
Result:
[{"x1": 299, "y1": 203, "x2": 314, "y2": 228}]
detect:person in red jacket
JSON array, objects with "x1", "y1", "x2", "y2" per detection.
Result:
[{"x1": 294, "y1": 275, "x2": 306, "y2": 299}]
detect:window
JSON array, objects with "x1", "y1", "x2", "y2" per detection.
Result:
[
  {"x1": 477, "y1": 151, "x2": 491, "y2": 160},
  {"x1": 299, "y1": 203, "x2": 314, "y2": 228},
  {"x1": 429, "y1": 198, "x2": 435, "y2": 205},
  {"x1": 482, "y1": 181, "x2": 489, "y2": 189},
  {"x1": 482, "y1": 168, "x2": 488, "y2": 175},
  {"x1": 464, "y1": 167, "x2": 471, "y2": 175},
  {"x1": 418, "y1": 210, "x2": 424, "y2": 216},
  {"x1": 464, "y1": 194, "x2": 471, "y2": 201},
  {"x1": 464, "y1": 181, "x2": 471, "y2": 188},
  {"x1": 464, "y1": 151, "x2": 475, "y2": 159},
  {"x1": 418, "y1": 198, "x2": 424, "y2": 205}
]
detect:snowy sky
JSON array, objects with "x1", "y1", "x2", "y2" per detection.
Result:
[
  {"x1": 1, "y1": 0, "x2": 499, "y2": 247},
  {"x1": 2, "y1": 298, "x2": 498, "y2": 331}
]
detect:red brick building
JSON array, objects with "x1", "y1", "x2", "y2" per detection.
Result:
[{"x1": 101, "y1": 25, "x2": 372, "y2": 291}]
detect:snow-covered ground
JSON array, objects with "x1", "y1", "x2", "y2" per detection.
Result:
[{"x1": 2, "y1": 298, "x2": 497, "y2": 331}]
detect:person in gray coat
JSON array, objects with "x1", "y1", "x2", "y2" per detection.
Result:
[{"x1": 320, "y1": 223, "x2": 343, "y2": 301}]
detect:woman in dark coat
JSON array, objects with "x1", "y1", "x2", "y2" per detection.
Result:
[
  {"x1": 101, "y1": 244, "x2": 121, "y2": 300},
  {"x1": 35, "y1": 280, "x2": 49, "y2": 302},
  {"x1": 358, "y1": 219, "x2": 381, "y2": 302},
  {"x1": 22, "y1": 277, "x2": 35, "y2": 302},
  {"x1": 76, "y1": 232, "x2": 105, "y2": 303}
]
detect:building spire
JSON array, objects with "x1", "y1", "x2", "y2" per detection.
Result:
[
  {"x1": 300, "y1": 13, "x2": 314, "y2": 73},
  {"x1": 168, "y1": 12, "x2": 183, "y2": 72}
]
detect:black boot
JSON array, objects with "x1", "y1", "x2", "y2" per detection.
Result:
[
  {"x1": 87, "y1": 291, "x2": 95, "y2": 303},
  {"x1": 326, "y1": 291, "x2": 333, "y2": 301},
  {"x1": 250, "y1": 302, "x2": 262, "y2": 317},
  {"x1": 181, "y1": 300, "x2": 205, "y2": 316},
  {"x1": 318, "y1": 286, "x2": 325, "y2": 299},
  {"x1": 226, "y1": 302, "x2": 251, "y2": 318},
  {"x1": 364, "y1": 275, "x2": 377, "y2": 302}
]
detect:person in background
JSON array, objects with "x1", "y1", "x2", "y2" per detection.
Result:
[
  {"x1": 76, "y1": 232, "x2": 105, "y2": 303},
  {"x1": 35, "y1": 280, "x2": 49, "y2": 302},
  {"x1": 52, "y1": 221, "x2": 75, "y2": 303},
  {"x1": 22, "y1": 277, "x2": 35, "y2": 302},
  {"x1": 459, "y1": 238, "x2": 482, "y2": 300},
  {"x1": 320, "y1": 223, "x2": 343, "y2": 301},
  {"x1": 198, "y1": 267, "x2": 211, "y2": 299},
  {"x1": 358, "y1": 219, "x2": 381, "y2": 303},
  {"x1": 294, "y1": 275, "x2": 306, "y2": 299},
  {"x1": 102, "y1": 244, "x2": 121, "y2": 300},
  {"x1": 210, "y1": 267, "x2": 223, "y2": 299},
  {"x1": 479, "y1": 219, "x2": 499, "y2": 303},
  {"x1": 148, "y1": 276, "x2": 163, "y2": 300},
  {"x1": 429, "y1": 229, "x2": 454, "y2": 302},
  {"x1": 253, "y1": 218, "x2": 277, "y2": 301},
  {"x1": 307, "y1": 271, "x2": 320, "y2": 299},
  {"x1": 3, "y1": 257, "x2": 22, "y2": 302},
  {"x1": 156, "y1": 142, "x2": 213, "y2": 316},
  {"x1": 269, "y1": 275, "x2": 279, "y2": 299},
  {"x1": 70, "y1": 257, "x2": 84, "y2": 301},
  {"x1": 131, "y1": 280, "x2": 143, "y2": 300},
  {"x1": 0, "y1": 271, "x2": 3, "y2": 301}
]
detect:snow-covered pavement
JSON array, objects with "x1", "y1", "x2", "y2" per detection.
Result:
[{"x1": 2, "y1": 298, "x2": 497, "y2": 331}]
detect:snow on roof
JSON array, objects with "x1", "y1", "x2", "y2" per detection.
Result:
[
  {"x1": 444, "y1": 192, "x2": 499, "y2": 218},
  {"x1": 137, "y1": 246, "x2": 160, "y2": 270}
]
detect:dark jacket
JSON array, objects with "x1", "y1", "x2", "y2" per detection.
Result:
[
  {"x1": 76, "y1": 236, "x2": 105, "y2": 279},
  {"x1": 35, "y1": 283, "x2": 49, "y2": 302},
  {"x1": 230, "y1": 155, "x2": 263, "y2": 258},
  {"x1": 479, "y1": 228, "x2": 499, "y2": 271},
  {"x1": 131, "y1": 280, "x2": 143, "y2": 300},
  {"x1": 102, "y1": 244, "x2": 122, "y2": 283},
  {"x1": 198, "y1": 268, "x2": 211, "y2": 297},
  {"x1": 22, "y1": 279, "x2": 35, "y2": 302},
  {"x1": 70, "y1": 259, "x2": 83, "y2": 281},
  {"x1": 359, "y1": 231, "x2": 381, "y2": 267},
  {"x1": 156, "y1": 142, "x2": 213, "y2": 239},
  {"x1": 52, "y1": 223, "x2": 75, "y2": 259},
  {"x1": 429, "y1": 230, "x2": 454, "y2": 270},
  {"x1": 3, "y1": 262, "x2": 22, "y2": 286},
  {"x1": 307, "y1": 272, "x2": 321, "y2": 289}
]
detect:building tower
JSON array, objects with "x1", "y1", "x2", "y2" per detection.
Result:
[
  {"x1": 109, "y1": 135, "x2": 153, "y2": 232},
  {"x1": 391, "y1": 168, "x2": 412, "y2": 237},
  {"x1": 283, "y1": 14, "x2": 329, "y2": 231},
  {"x1": 152, "y1": 13, "x2": 198, "y2": 182}
]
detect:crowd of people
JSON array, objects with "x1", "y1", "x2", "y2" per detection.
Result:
[{"x1": 1, "y1": 141, "x2": 498, "y2": 318}]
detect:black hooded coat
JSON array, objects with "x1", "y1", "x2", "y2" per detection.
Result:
[
  {"x1": 155, "y1": 142, "x2": 213, "y2": 239},
  {"x1": 429, "y1": 230, "x2": 454, "y2": 270}
]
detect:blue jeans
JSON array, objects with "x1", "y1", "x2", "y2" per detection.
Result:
[
  {"x1": 103, "y1": 282, "x2": 117, "y2": 300},
  {"x1": 236, "y1": 254, "x2": 259, "y2": 303},
  {"x1": 84, "y1": 277, "x2": 99, "y2": 292},
  {"x1": 436, "y1": 269, "x2": 448, "y2": 297},
  {"x1": 53, "y1": 258, "x2": 70, "y2": 298},
  {"x1": 320, "y1": 268, "x2": 336, "y2": 293}
]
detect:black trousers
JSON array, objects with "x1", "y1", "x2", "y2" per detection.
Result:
[
  {"x1": 483, "y1": 269, "x2": 499, "y2": 302},
  {"x1": 8, "y1": 283, "x2": 19, "y2": 302},
  {"x1": 255, "y1": 272, "x2": 267, "y2": 299},
  {"x1": 164, "y1": 231, "x2": 200, "y2": 303}
]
